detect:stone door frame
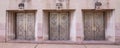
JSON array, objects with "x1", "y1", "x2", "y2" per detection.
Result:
[
  {"x1": 42, "y1": 9, "x2": 75, "y2": 42},
  {"x1": 81, "y1": 9, "x2": 115, "y2": 43},
  {"x1": 6, "y1": 10, "x2": 37, "y2": 42}
]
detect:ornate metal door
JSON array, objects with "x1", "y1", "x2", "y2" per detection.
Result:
[
  {"x1": 59, "y1": 13, "x2": 69, "y2": 40},
  {"x1": 16, "y1": 13, "x2": 35, "y2": 40},
  {"x1": 49, "y1": 12, "x2": 69, "y2": 40},
  {"x1": 16, "y1": 13, "x2": 26, "y2": 40},
  {"x1": 49, "y1": 13, "x2": 59, "y2": 40},
  {"x1": 84, "y1": 11, "x2": 105, "y2": 40},
  {"x1": 25, "y1": 13, "x2": 35, "y2": 40},
  {"x1": 94, "y1": 12, "x2": 105, "y2": 40},
  {"x1": 84, "y1": 12, "x2": 95, "y2": 40}
]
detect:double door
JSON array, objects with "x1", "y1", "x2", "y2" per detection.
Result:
[
  {"x1": 84, "y1": 11, "x2": 105, "y2": 40},
  {"x1": 49, "y1": 12, "x2": 69, "y2": 40},
  {"x1": 16, "y1": 13, "x2": 35, "y2": 40}
]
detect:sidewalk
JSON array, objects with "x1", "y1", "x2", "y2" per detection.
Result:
[{"x1": 0, "y1": 43, "x2": 120, "y2": 48}]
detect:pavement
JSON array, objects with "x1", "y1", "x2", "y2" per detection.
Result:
[{"x1": 0, "y1": 43, "x2": 120, "y2": 48}]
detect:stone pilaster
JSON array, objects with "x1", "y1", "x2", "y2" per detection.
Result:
[{"x1": 115, "y1": 23, "x2": 120, "y2": 44}]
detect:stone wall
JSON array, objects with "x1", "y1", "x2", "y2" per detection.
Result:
[{"x1": 0, "y1": 0, "x2": 119, "y2": 44}]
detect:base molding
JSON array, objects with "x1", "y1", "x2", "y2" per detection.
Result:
[
  {"x1": 0, "y1": 36, "x2": 6, "y2": 42},
  {"x1": 115, "y1": 36, "x2": 120, "y2": 44}
]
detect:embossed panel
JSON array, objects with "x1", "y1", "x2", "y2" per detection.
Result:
[
  {"x1": 26, "y1": 13, "x2": 35, "y2": 40},
  {"x1": 16, "y1": 12, "x2": 35, "y2": 40},
  {"x1": 16, "y1": 13, "x2": 26, "y2": 40},
  {"x1": 84, "y1": 11, "x2": 105, "y2": 40},
  {"x1": 94, "y1": 12, "x2": 105, "y2": 40},
  {"x1": 49, "y1": 13, "x2": 59, "y2": 40},
  {"x1": 59, "y1": 13, "x2": 69, "y2": 40},
  {"x1": 84, "y1": 12, "x2": 95, "y2": 40},
  {"x1": 49, "y1": 12, "x2": 69, "y2": 40}
]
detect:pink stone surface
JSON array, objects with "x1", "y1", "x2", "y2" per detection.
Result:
[
  {"x1": 115, "y1": 23, "x2": 120, "y2": 36},
  {"x1": 0, "y1": 43, "x2": 120, "y2": 48},
  {"x1": 0, "y1": 23, "x2": 5, "y2": 42}
]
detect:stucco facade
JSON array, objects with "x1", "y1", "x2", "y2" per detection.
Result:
[{"x1": 0, "y1": 0, "x2": 120, "y2": 44}]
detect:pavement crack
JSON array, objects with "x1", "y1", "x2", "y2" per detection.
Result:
[{"x1": 34, "y1": 44, "x2": 39, "y2": 48}]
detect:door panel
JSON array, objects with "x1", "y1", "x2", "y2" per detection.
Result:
[
  {"x1": 84, "y1": 11, "x2": 105, "y2": 40},
  {"x1": 16, "y1": 13, "x2": 26, "y2": 40},
  {"x1": 49, "y1": 12, "x2": 69, "y2": 40},
  {"x1": 49, "y1": 13, "x2": 59, "y2": 40},
  {"x1": 16, "y1": 13, "x2": 35, "y2": 40},
  {"x1": 94, "y1": 12, "x2": 105, "y2": 40},
  {"x1": 84, "y1": 12, "x2": 95, "y2": 40},
  {"x1": 59, "y1": 13, "x2": 69, "y2": 40},
  {"x1": 26, "y1": 13, "x2": 35, "y2": 40}
]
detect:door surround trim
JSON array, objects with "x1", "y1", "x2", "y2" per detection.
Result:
[
  {"x1": 43, "y1": 10, "x2": 75, "y2": 42},
  {"x1": 82, "y1": 9, "x2": 115, "y2": 42},
  {"x1": 6, "y1": 9, "x2": 37, "y2": 42}
]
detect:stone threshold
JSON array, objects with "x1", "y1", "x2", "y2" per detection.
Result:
[{"x1": 5, "y1": 40, "x2": 118, "y2": 45}]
